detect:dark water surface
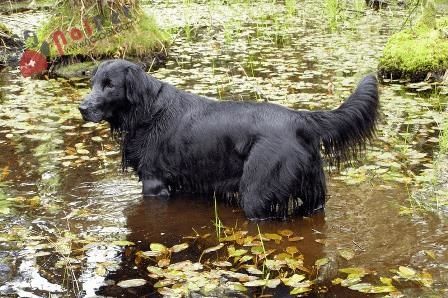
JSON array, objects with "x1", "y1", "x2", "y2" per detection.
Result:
[{"x1": 0, "y1": 1, "x2": 447, "y2": 297}]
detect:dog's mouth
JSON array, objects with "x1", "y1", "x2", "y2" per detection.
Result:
[{"x1": 79, "y1": 106, "x2": 104, "y2": 123}]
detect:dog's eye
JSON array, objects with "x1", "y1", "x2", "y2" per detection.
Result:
[{"x1": 102, "y1": 78, "x2": 113, "y2": 89}]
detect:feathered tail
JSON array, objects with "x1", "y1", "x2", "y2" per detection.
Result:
[{"x1": 308, "y1": 75, "x2": 379, "y2": 167}]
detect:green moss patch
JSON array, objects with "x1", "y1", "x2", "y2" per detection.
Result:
[
  {"x1": 378, "y1": 17, "x2": 448, "y2": 81},
  {"x1": 30, "y1": 3, "x2": 169, "y2": 77},
  {"x1": 0, "y1": 23, "x2": 12, "y2": 36},
  {"x1": 34, "y1": 6, "x2": 169, "y2": 58}
]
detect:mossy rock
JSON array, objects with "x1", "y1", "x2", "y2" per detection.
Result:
[
  {"x1": 0, "y1": 0, "x2": 53, "y2": 15},
  {"x1": 0, "y1": 23, "x2": 24, "y2": 68},
  {"x1": 378, "y1": 17, "x2": 448, "y2": 82},
  {"x1": 30, "y1": 3, "x2": 170, "y2": 78}
]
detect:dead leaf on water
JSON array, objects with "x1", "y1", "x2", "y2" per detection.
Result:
[{"x1": 117, "y1": 278, "x2": 147, "y2": 288}]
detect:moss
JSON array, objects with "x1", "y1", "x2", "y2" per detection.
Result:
[
  {"x1": 52, "y1": 61, "x2": 96, "y2": 79},
  {"x1": 0, "y1": 23, "x2": 12, "y2": 35},
  {"x1": 378, "y1": 17, "x2": 448, "y2": 81},
  {"x1": 32, "y1": 4, "x2": 169, "y2": 61}
]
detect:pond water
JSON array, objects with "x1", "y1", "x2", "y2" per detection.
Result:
[{"x1": 0, "y1": 1, "x2": 447, "y2": 297}]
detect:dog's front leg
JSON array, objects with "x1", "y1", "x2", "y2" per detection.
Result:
[{"x1": 142, "y1": 177, "x2": 170, "y2": 197}]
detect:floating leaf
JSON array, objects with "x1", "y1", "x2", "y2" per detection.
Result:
[
  {"x1": 244, "y1": 279, "x2": 266, "y2": 287},
  {"x1": 264, "y1": 233, "x2": 282, "y2": 243},
  {"x1": 418, "y1": 271, "x2": 433, "y2": 287},
  {"x1": 77, "y1": 148, "x2": 90, "y2": 155},
  {"x1": 424, "y1": 250, "x2": 436, "y2": 260},
  {"x1": 219, "y1": 231, "x2": 248, "y2": 242},
  {"x1": 228, "y1": 245, "x2": 247, "y2": 257},
  {"x1": 169, "y1": 260, "x2": 202, "y2": 271},
  {"x1": 95, "y1": 264, "x2": 107, "y2": 276},
  {"x1": 285, "y1": 258, "x2": 308, "y2": 272},
  {"x1": 265, "y1": 259, "x2": 285, "y2": 270},
  {"x1": 290, "y1": 281, "x2": 313, "y2": 294},
  {"x1": 203, "y1": 243, "x2": 224, "y2": 254},
  {"x1": 212, "y1": 261, "x2": 232, "y2": 267},
  {"x1": 338, "y1": 249, "x2": 355, "y2": 261},
  {"x1": 112, "y1": 240, "x2": 135, "y2": 247},
  {"x1": 251, "y1": 246, "x2": 264, "y2": 255},
  {"x1": 397, "y1": 266, "x2": 416, "y2": 278},
  {"x1": 315, "y1": 257, "x2": 329, "y2": 269},
  {"x1": 117, "y1": 279, "x2": 147, "y2": 288},
  {"x1": 141, "y1": 250, "x2": 162, "y2": 257},
  {"x1": 278, "y1": 229, "x2": 294, "y2": 237},
  {"x1": 341, "y1": 276, "x2": 362, "y2": 287},
  {"x1": 286, "y1": 246, "x2": 298, "y2": 255},
  {"x1": 154, "y1": 279, "x2": 175, "y2": 288},
  {"x1": 150, "y1": 243, "x2": 168, "y2": 253},
  {"x1": 158, "y1": 258, "x2": 170, "y2": 267},
  {"x1": 246, "y1": 266, "x2": 263, "y2": 275},
  {"x1": 339, "y1": 267, "x2": 371, "y2": 278},
  {"x1": 348, "y1": 283, "x2": 397, "y2": 294},
  {"x1": 380, "y1": 276, "x2": 393, "y2": 286},
  {"x1": 266, "y1": 278, "x2": 281, "y2": 288},
  {"x1": 226, "y1": 282, "x2": 247, "y2": 292},
  {"x1": 147, "y1": 265, "x2": 164, "y2": 276},
  {"x1": 282, "y1": 274, "x2": 306, "y2": 287},
  {"x1": 171, "y1": 243, "x2": 189, "y2": 253},
  {"x1": 238, "y1": 255, "x2": 253, "y2": 263},
  {"x1": 332, "y1": 277, "x2": 343, "y2": 285}
]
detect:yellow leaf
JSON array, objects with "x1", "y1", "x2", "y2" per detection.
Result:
[
  {"x1": 288, "y1": 236, "x2": 304, "y2": 242},
  {"x1": 243, "y1": 279, "x2": 266, "y2": 287},
  {"x1": 150, "y1": 243, "x2": 168, "y2": 253},
  {"x1": 380, "y1": 276, "x2": 393, "y2": 286},
  {"x1": 278, "y1": 229, "x2": 294, "y2": 237},
  {"x1": 315, "y1": 257, "x2": 329, "y2": 268},
  {"x1": 332, "y1": 277, "x2": 343, "y2": 285},
  {"x1": 398, "y1": 266, "x2": 416, "y2": 278},
  {"x1": 286, "y1": 246, "x2": 298, "y2": 255},
  {"x1": 264, "y1": 233, "x2": 283, "y2": 243},
  {"x1": 339, "y1": 249, "x2": 355, "y2": 260},
  {"x1": 112, "y1": 240, "x2": 135, "y2": 246},
  {"x1": 418, "y1": 271, "x2": 433, "y2": 287},
  {"x1": 170, "y1": 243, "x2": 189, "y2": 253},
  {"x1": 424, "y1": 250, "x2": 436, "y2": 260},
  {"x1": 203, "y1": 243, "x2": 224, "y2": 254},
  {"x1": 157, "y1": 258, "x2": 170, "y2": 267}
]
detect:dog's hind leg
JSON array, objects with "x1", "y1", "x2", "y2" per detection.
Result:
[
  {"x1": 239, "y1": 141, "x2": 298, "y2": 220},
  {"x1": 142, "y1": 177, "x2": 169, "y2": 197}
]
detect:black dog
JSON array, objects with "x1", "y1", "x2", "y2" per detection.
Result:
[{"x1": 79, "y1": 59, "x2": 379, "y2": 220}]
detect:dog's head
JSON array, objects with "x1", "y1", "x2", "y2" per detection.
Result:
[{"x1": 79, "y1": 59, "x2": 161, "y2": 129}]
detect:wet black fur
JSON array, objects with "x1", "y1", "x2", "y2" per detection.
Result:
[{"x1": 79, "y1": 59, "x2": 379, "y2": 220}]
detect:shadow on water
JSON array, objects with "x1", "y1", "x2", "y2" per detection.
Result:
[{"x1": 0, "y1": 0, "x2": 447, "y2": 297}]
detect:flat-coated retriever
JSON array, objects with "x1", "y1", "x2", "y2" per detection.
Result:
[{"x1": 79, "y1": 59, "x2": 379, "y2": 220}]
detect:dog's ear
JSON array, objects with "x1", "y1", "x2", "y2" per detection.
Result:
[
  {"x1": 125, "y1": 65, "x2": 162, "y2": 105},
  {"x1": 125, "y1": 66, "x2": 146, "y2": 104}
]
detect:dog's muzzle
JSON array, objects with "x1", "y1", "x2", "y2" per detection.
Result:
[{"x1": 79, "y1": 99, "x2": 102, "y2": 123}]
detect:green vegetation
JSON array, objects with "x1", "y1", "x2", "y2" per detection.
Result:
[
  {"x1": 412, "y1": 110, "x2": 448, "y2": 212},
  {"x1": 32, "y1": 0, "x2": 169, "y2": 66},
  {"x1": 0, "y1": 23, "x2": 12, "y2": 36},
  {"x1": 379, "y1": 14, "x2": 448, "y2": 81}
]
